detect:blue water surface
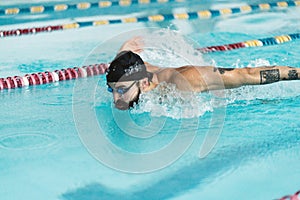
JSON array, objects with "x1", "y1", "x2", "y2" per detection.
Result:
[{"x1": 1, "y1": 0, "x2": 300, "y2": 200}]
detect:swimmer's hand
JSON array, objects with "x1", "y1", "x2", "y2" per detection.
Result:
[{"x1": 119, "y1": 36, "x2": 144, "y2": 54}]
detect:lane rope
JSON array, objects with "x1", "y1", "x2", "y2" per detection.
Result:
[
  {"x1": 0, "y1": 63, "x2": 108, "y2": 90},
  {"x1": 1, "y1": 0, "x2": 300, "y2": 38},
  {"x1": 1, "y1": 0, "x2": 185, "y2": 16},
  {"x1": 278, "y1": 190, "x2": 300, "y2": 200},
  {"x1": 2, "y1": 0, "x2": 297, "y2": 16},
  {"x1": 197, "y1": 33, "x2": 300, "y2": 53},
  {"x1": 1, "y1": 31, "x2": 300, "y2": 90}
]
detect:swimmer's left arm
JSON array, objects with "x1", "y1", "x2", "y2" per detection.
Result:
[
  {"x1": 173, "y1": 66, "x2": 300, "y2": 92},
  {"x1": 209, "y1": 66, "x2": 300, "y2": 90}
]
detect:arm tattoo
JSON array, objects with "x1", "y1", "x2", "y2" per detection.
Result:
[
  {"x1": 260, "y1": 69, "x2": 280, "y2": 84},
  {"x1": 287, "y1": 70, "x2": 299, "y2": 80},
  {"x1": 213, "y1": 67, "x2": 235, "y2": 74}
]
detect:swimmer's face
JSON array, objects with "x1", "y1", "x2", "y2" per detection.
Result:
[{"x1": 107, "y1": 80, "x2": 141, "y2": 110}]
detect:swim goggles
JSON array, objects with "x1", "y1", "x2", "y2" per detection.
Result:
[{"x1": 107, "y1": 81, "x2": 137, "y2": 95}]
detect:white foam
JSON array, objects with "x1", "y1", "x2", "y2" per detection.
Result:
[
  {"x1": 132, "y1": 82, "x2": 214, "y2": 119},
  {"x1": 141, "y1": 29, "x2": 205, "y2": 67}
]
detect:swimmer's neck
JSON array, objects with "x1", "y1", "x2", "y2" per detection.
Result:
[
  {"x1": 144, "y1": 63, "x2": 176, "y2": 92},
  {"x1": 143, "y1": 73, "x2": 159, "y2": 92}
]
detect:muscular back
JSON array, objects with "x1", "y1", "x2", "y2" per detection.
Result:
[{"x1": 156, "y1": 66, "x2": 226, "y2": 92}]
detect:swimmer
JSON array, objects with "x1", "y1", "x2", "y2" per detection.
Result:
[{"x1": 106, "y1": 37, "x2": 300, "y2": 110}]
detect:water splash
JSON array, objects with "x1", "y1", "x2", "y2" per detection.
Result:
[
  {"x1": 131, "y1": 82, "x2": 226, "y2": 119},
  {"x1": 140, "y1": 29, "x2": 206, "y2": 67}
]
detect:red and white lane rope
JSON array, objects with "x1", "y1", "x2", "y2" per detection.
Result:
[
  {"x1": 0, "y1": 25, "x2": 63, "y2": 38},
  {"x1": 0, "y1": 63, "x2": 108, "y2": 90},
  {"x1": 197, "y1": 33, "x2": 300, "y2": 53},
  {"x1": 1, "y1": 31, "x2": 300, "y2": 91},
  {"x1": 279, "y1": 190, "x2": 300, "y2": 200}
]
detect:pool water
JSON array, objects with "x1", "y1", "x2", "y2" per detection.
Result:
[{"x1": 1, "y1": 0, "x2": 300, "y2": 199}]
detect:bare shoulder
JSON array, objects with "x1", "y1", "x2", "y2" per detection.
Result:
[
  {"x1": 173, "y1": 65, "x2": 214, "y2": 76},
  {"x1": 145, "y1": 62, "x2": 160, "y2": 73},
  {"x1": 168, "y1": 65, "x2": 213, "y2": 92}
]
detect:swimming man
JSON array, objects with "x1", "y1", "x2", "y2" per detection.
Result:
[{"x1": 106, "y1": 37, "x2": 300, "y2": 110}]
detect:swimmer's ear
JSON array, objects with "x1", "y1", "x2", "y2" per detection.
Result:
[{"x1": 139, "y1": 77, "x2": 150, "y2": 92}]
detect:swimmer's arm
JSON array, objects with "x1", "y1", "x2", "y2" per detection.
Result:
[
  {"x1": 118, "y1": 37, "x2": 161, "y2": 73},
  {"x1": 205, "y1": 66, "x2": 300, "y2": 90},
  {"x1": 118, "y1": 37, "x2": 144, "y2": 54}
]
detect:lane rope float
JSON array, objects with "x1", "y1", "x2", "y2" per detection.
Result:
[
  {"x1": 0, "y1": 63, "x2": 108, "y2": 90},
  {"x1": 1, "y1": 0, "x2": 300, "y2": 38},
  {"x1": 197, "y1": 33, "x2": 300, "y2": 53},
  {"x1": 1, "y1": 0, "x2": 185, "y2": 16},
  {"x1": 278, "y1": 190, "x2": 300, "y2": 200}
]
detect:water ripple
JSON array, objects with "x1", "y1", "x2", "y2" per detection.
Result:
[{"x1": 0, "y1": 132, "x2": 57, "y2": 150}]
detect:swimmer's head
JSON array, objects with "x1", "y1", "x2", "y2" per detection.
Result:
[{"x1": 106, "y1": 51, "x2": 152, "y2": 110}]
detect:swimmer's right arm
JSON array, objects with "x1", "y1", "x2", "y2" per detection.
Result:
[
  {"x1": 119, "y1": 37, "x2": 161, "y2": 73},
  {"x1": 119, "y1": 37, "x2": 144, "y2": 54}
]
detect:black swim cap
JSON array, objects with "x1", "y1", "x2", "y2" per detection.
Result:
[{"x1": 106, "y1": 51, "x2": 149, "y2": 82}]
